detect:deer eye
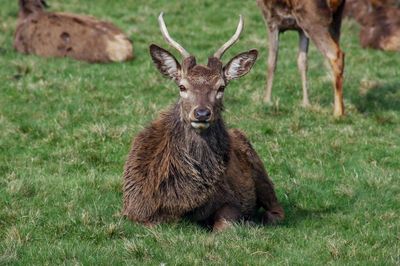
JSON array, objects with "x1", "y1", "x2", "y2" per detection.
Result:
[
  {"x1": 216, "y1": 85, "x2": 225, "y2": 100},
  {"x1": 179, "y1": 85, "x2": 187, "y2": 92}
]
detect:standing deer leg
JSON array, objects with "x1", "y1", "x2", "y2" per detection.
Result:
[
  {"x1": 297, "y1": 31, "x2": 310, "y2": 107},
  {"x1": 300, "y1": 28, "x2": 345, "y2": 116},
  {"x1": 263, "y1": 27, "x2": 279, "y2": 104},
  {"x1": 330, "y1": 47, "x2": 345, "y2": 117},
  {"x1": 318, "y1": 39, "x2": 345, "y2": 117}
]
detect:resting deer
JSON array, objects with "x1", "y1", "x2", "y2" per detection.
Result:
[
  {"x1": 257, "y1": 0, "x2": 346, "y2": 117},
  {"x1": 14, "y1": 0, "x2": 133, "y2": 63},
  {"x1": 345, "y1": 0, "x2": 400, "y2": 20},
  {"x1": 345, "y1": 0, "x2": 400, "y2": 51},
  {"x1": 123, "y1": 13, "x2": 284, "y2": 231}
]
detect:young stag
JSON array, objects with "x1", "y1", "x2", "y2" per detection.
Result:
[
  {"x1": 123, "y1": 13, "x2": 284, "y2": 231},
  {"x1": 257, "y1": 0, "x2": 346, "y2": 117},
  {"x1": 14, "y1": 0, "x2": 133, "y2": 63},
  {"x1": 345, "y1": 0, "x2": 400, "y2": 51}
]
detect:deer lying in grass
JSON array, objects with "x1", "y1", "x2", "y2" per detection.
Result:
[
  {"x1": 345, "y1": 0, "x2": 400, "y2": 17},
  {"x1": 256, "y1": 0, "x2": 346, "y2": 117},
  {"x1": 14, "y1": 0, "x2": 133, "y2": 63},
  {"x1": 345, "y1": 0, "x2": 400, "y2": 51},
  {"x1": 123, "y1": 13, "x2": 284, "y2": 231}
]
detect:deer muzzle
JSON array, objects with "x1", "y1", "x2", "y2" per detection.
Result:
[{"x1": 190, "y1": 107, "x2": 212, "y2": 130}]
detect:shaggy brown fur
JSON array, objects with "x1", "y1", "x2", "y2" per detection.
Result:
[
  {"x1": 256, "y1": 0, "x2": 346, "y2": 117},
  {"x1": 345, "y1": 0, "x2": 400, "y2": 51},
  {"x1": 14, "y1": 0, "x2": 133, "y2": 63},
  {"x1": 345, "y1": 0, "x2": 400, "y2": 18},
  {"x1": 123, "y1": 105, "x2": 284, "y2": 230},
  {"x1": 123, "y1": 19, "x2": 284, "y2": 231}
]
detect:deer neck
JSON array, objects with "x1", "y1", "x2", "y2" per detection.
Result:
[{"x1": 166, "y1": 102, "x2": 230, "y2": 164}]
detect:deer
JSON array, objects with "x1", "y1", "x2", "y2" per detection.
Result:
[
  {"x1": 14, "y1": 0, "x2": 133, "y2": 63},
  {"x1": 345, "y1": 0, "x2": 399, "y2": 20},
  {"x1": 123, "y1": 13, "x2": 284, "y2": 231},
  {"x1": 256, "y1": 0, "x2": 346, "y2": 117},
  {"x1": 345, "y1": 0, "x2": 400, "y2": 51}
]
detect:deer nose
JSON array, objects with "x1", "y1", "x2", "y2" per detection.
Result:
[{"x1": 194, "y1": 107, "x2": 211, "y2": 122}]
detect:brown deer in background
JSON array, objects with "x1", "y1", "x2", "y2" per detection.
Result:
[
  {"x1": 14, "y1": 0, "x2": 133, "y2": 63},
  {"x1": 257, "y1": 0, "x2": 346, "y2": 117},
  {"x1": 345, "y1": 0, "x2": 400, "y2": 21},
  {"x1": 345, "y1": 0, "x2": 400, "y2": 51},
  {"x1": 123, "y1": 13, "x2": 284, "y2": 231}
]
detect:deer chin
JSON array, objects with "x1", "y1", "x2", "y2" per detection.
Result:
[{"x1": 190, "y1": 121, "x2": 210, "y2": 130}]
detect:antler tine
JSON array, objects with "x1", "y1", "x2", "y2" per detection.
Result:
[
  {"x1": 213, "y1": 15, "x2": 244, "y2": 59},
  {"x1": 158, "y1": 12, "x2": 190, "y2": 58}
]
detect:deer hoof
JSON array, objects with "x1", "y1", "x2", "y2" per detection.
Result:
[
  {"x1": 261, "y1": 206, "x2": 284, "y2": 225},
  {"x1": 333, "y1": 108, "x2": 344, "y2": 117},
  {"x1": 213, "y1": 219, "x2": 233, "y2": 232},
  {"x1": 301, "y1": 100, "x2": 311, "y2": 108},
  {"x1": 263, "y1": 97, "x2": 273, "y2": 105}
]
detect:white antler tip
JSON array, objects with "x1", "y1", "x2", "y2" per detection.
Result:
[
  {"x1": 239, "y1": 15, "x2": 244, "y2": 29},
  {"x1": 213, "y1": 14, "x2": 244, "y2": 59},
  {"x1": 157, "y1": 11, "x2": 190, "y2": 58}
]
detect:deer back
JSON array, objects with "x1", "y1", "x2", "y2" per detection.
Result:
[{"x1": 14, "y1": 2, "x2": 133, "y2": 63}]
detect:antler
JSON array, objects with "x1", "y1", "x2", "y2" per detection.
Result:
[
  {"x1": 213, "y1": 15, "x2": 244, "y2": 59},
  {"x1": 158, "y1": 12, "x2": 190, "y2": 58}
]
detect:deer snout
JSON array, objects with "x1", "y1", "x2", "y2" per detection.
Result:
[
  {"x1": 194, "y1": 107, "x2": 211, "y2": 122},
  {"x1": 190, "y1": 107, "x2": 212, "y2": 130}
]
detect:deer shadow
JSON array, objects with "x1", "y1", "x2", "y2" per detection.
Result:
[
  {"x1": 277, "y1": 203, "x2": 340, "y2": 228},
  {"x1": 130, "y1": 202, "x2": 343, "y2": 233},
  {"x1": 351, "y1": 82, "x2": 400, "y2": 113}
]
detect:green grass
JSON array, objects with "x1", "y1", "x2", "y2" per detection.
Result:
[{"x1": 1, "y1": 0, "x2": 400, "y2": 264}]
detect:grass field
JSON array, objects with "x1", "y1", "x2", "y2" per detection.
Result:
[{"x1": 1, "y1": 0, "x2": 400, "y2": 264}]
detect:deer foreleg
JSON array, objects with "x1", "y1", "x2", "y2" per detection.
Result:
[
  {"x1": 319, "y1": 40, "x2": 345, "y2": 117},
  {"x1": 304, "y1": 30, "x2": 345, "y2": 116},
  {"x1": 330, "y1": 47, "x2": 345, "y2": 117},
  {"x1": 212, "y1": 205, "x2": 241, "y2": 232}
]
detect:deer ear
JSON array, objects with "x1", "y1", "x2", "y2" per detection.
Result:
[
  {"x1": 149, "y1": 44, "x2": 181, "y2": 81},
  {"x1": 223, "y1": 49, "x2": 258, "y2": 81},
  {"x1": 41, "y1": 0, "x2": 49, "y2": 8}
]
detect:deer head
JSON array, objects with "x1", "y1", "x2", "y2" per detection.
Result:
[
  {"x1": 19, "y1": 0, "x2": 48, "y2": 16},
  {"x1": 150, "y1": 13, "x2": 258, "y2": 132}
]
